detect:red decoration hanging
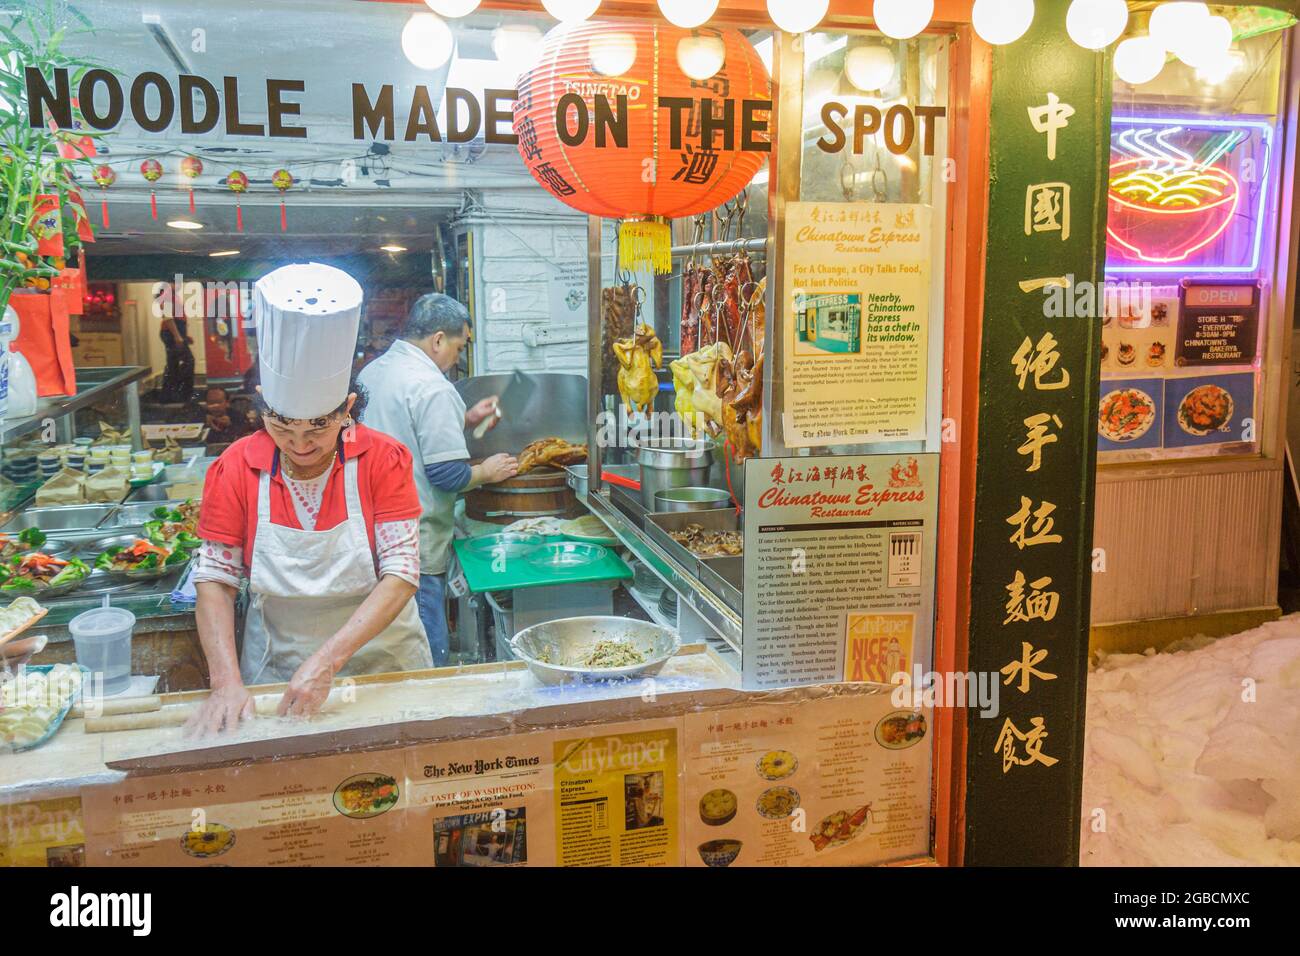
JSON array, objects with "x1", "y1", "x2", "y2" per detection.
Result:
[
  {"x1": 180, "y1": 156, "x2": 204, "y2": 214},
  {"x1": 92, "y1": 164, "x2": 116, "y2": 229},
  {"x1": 226, "y1": 171, "x2": 249, "y2": 232},
  {"x1": 271, "y1": 169, "x2": 294, "y2": 231},
  {"x1": 140, "y1": 159, "x2": 163, "y2": 219},
  {"x1": 512, "y1": 22, "x2": 770, "y2": 273}
]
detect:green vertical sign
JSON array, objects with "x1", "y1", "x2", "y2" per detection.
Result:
[{"x1": 966, "y1": 0, "x2": 1111, "y2": 866}]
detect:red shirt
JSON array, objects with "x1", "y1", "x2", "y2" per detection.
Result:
[{"x1": 197, "y1": 424, "x2": 421, "y2": 572}]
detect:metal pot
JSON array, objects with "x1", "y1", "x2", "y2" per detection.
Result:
[
  {"x1": 634, "y1": 438, "x2": 714, "y2": 510},
  {"x1": 653, "y1": 487, "x2": 734, "y2": 513}
]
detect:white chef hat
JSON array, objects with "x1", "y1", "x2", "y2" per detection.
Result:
[{"x1": 254, "y1": 263, "x2": 363, "y2": 420}]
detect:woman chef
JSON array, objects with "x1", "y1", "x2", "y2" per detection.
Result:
[{"x1": 188, "y1": 263, "x2": 432, "y2": 734}]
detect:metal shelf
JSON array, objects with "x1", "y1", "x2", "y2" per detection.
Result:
[
  {"x1": 1, "y1": 365, "x2": 150, "y2": 445},
  {"x1": 586, "y1": 489, "x2": 741, "y2": 654}
]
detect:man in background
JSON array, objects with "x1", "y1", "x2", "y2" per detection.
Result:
[{"x1": 358, "y1": 294, "x2": 517, "y2": 665}]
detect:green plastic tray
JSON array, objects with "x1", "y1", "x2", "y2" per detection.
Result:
[{"x1": 453, "y1": 534, "x2": 631, "y2": 594}]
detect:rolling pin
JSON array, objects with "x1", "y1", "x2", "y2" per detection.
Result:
[
  {"x1": 82, "y1": 692, "x2": 341, "y2": 733},
  {"x1": 71, "y1": 695, "x2": 162, "y2": 720}
]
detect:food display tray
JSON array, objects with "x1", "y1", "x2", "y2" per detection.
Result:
[{"x1": 698, "y1": 556, "x2": 743, "y2": 613}]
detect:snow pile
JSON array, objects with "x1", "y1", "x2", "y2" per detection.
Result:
[{"x1": 1081, "y1": 615, "x2": 1300, "y2": 866}]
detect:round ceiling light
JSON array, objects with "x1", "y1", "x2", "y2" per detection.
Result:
[
  {"x1": 677, "y1": 35, "x2": 726, "y2": 81},
  {"x1": 972, "y1": 0, "x2": 1035, "y2": 46},
  {"x1": 1065, "y1": 0, "x2": 1128, "y2": 50},
  {"x1": 659, "y1": 0, "x2": 719, "y2": 29},
  {"x1": 401, "y1": 12, "x2": 455, "y2": 70},
  {"x1": 1114, "y1": 35, "x2": 1166, "y2": 85},
  {"x1": 767, "y1": 0, "x2": 830, "y2": 35},
  {"x1": 873, "y1": 0, "x2": 934, "y2": 40}
]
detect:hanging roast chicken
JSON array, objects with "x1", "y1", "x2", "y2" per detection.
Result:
[{"x1": 613, "y1": 324, "x2": 663, "y2": 415}]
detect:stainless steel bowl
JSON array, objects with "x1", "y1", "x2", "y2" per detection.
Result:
[
  {"x1": 653, "y1": 487, "x2": 734, "y2": 513},
  {"x1": 509, "y1": 616, "x2": 681, "y2": 685}
]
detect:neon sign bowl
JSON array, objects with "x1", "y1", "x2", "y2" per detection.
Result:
[{"x1": 1105, "y1": 156, "x2": 1239, "y2": 265}]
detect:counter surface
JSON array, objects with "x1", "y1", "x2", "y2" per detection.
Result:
[{"x1": 1, "y1": 646, "x2": 740, "y2": 801}]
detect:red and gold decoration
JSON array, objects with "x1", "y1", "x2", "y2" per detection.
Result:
[
  {"x1": 272, "y1": 168, "x2": 294, "y2": 231},
  {"x1": 225, "y1": 170, "x2": 249, "y2": 231},
  {"x1": 180, "y1": 155, "x2": 204, "y2": 214},
  {"x1": 512, "y1": 21, "x2": 770, "y2": 273},
  {"x1": 92, "y1": 164, "x2": 116, "y2": 229},
  {"x1": 30, "y1": 194, "x2": 63, "y2": 257},
  {"x1": 139, "y1": 158, "x2": 163, "y2": 219}
]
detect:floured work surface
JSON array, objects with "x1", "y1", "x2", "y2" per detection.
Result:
[{"x1": 3, "y1": 646, "x2": 740, "y2": 792}]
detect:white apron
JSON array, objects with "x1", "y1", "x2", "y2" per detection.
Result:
[{"x1": 240, "y1": 455, "x2": 433, "y2": 684}]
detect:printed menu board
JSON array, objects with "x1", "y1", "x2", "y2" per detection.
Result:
[
  {"x1": 682, "y1": 695, "x2": 930, "y2": 867},
  {"x1": 782, "y1": 201, "x2": 932, "y2": 446},
  {"x1": 74, "y1": 698, "x2": 934, "y2": 867},
  {"x1": 81, "y1": 750, "x2": 416, "y2": 866},
  {"x1": 741, "y1": 453, "x2": 939, "y2": 690},
  {"x1": 553, "y1": 721, "x2": 679, "y2": 867}
]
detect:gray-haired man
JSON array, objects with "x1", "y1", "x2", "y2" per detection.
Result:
[{"x1": 358, "y1": 294, "x2": 518, "y2": 664}]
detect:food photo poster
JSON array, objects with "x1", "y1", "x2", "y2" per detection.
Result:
[
  {"x1": 1097, "y1": 377, "x2": 1164, "y2": 452},
  {"x1": 1162, "y1": 372, "x2": 1256, "y2": 449}
]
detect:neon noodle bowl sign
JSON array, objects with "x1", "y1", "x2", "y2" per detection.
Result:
[{"x1": 1105, "y1": 117, "x2": 1273, "y2": 275}]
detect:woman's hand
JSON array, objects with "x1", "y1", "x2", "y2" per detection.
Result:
[
  {"x1": 278, "y1": 652, "x2": 337, "y2": 717},
  {"x1": 184, "y1": 683, "x2": 255, "y2": 737}
]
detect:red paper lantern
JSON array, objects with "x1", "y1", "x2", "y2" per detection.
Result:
[
  {"x1": 513, "y1": 22, "x2": 770, "y2": 273},
  {"x1": 140, "y1": 158, "x2": 163, "y2": 219},
  {"x1": 271, "y1": 168, "x2": 294, "y2": 231},
  {"x1": 226, "y1": 171, "x2": 249, "y2": 231},
  {"x1": 180, "y1": 155, "x2": 204, "y2": 213},
  {"x1": 92, "y1": 164, "x2": 115, "y2": 228}
]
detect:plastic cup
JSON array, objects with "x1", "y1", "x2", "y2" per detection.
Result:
[
  {"x1": 132, "y1": 450, "x2": 154, "y2": 464},
  {"x1": 68, "y1": 606, "x2": 135, "y2": 696}
]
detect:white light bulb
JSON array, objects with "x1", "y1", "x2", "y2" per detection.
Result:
[
  {"x1": 590, "y1": 32, "x2": 637, "y2": 76},
  {"x1": 844, "y1": 45, "x2": 895, "y2": 91},
  {"x1": 1171, "y1": 14, "x2": 1232, "y2": 68},
  {"x1": 401, "y1": 12, "x2": 455, "y2": 70},
  {"x1": 1113, "y1": 35, "x2": 1166, "y2": 85},
  {"x1": 1149, "y1": 2, "x2": 1209, "y2": 50},
  {"x1": 1195, "y1": 48, "x2": 1244, "y2": 84},
  {"x1": 767, "y1": 0, "x2": 829, "y2": 34},
  {"x1": 542, "y1": 0, "x2": 601, "y2": 24},
  {"x1": 424, "y1": 0, "x2": 479, "y2": 18},
  {"x1": 1065, "y1": 0, "x2": 1127, "y2": 50},
  {"x1": 972, "y1": 0, "x2": 1034, "y2": 46},
  {"x1": 873, "y1": 0, "x2": 934, "y2": 40},
  {"x1": 677, "y1": 35, "x2": 726, "y2": 80},
  {"x1": 492, "y1": 24, "x2": 544, "y2": 66},
  {"x1": 659, "y1": 0, "x2": 719, "y2": 29}
]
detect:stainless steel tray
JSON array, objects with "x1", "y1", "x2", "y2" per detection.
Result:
[
  {"x1": 698, "y1": 556, "x2": 743, "y2": 613},
  {"x1": 1, "y1": 504, "x2": 119, "y2": 533},
  {"x1": 643, "y1": 509, "x2": 742, "y2": 575}
]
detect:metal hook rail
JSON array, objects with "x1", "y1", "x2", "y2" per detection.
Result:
[{"x1": 669, "y1": 237, "x2": 769, "y2": 258}]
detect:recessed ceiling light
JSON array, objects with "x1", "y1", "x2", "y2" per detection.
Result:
[
  {"x1": 380, "y1": 244, "x2": 407, "y2": 253},
  {"x1": 209, "y1": 249, "x2": 240, "y2": 257},
  {"x1": 166, "y1": 219, "x2": 203, "y2": 230}
]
